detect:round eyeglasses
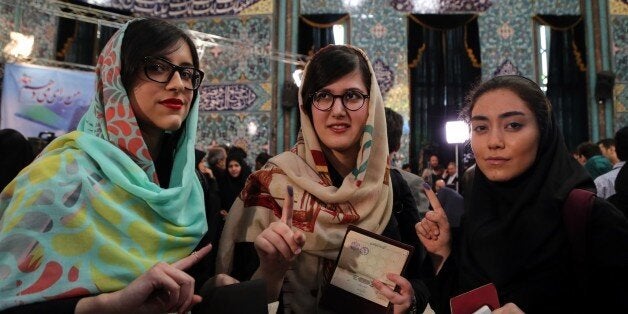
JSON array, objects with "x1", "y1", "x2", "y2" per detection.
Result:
[
  {"x1": 143, "y1": 56, "x2": 204, "y2": 90},
  {"x1": 309, "y1": 90, "x2": 370, "y2": 111}
]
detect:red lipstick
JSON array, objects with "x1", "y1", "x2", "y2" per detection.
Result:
[{"x1": 160, "y1": 98, "x2": 183, "y2": 110}]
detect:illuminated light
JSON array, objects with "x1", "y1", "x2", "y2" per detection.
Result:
[
  {"x1": 3, "y1": 32, "x2": 34, "y2": 59},
  {"x1": 445, "y1": 121, "x2": 469, "y2": 144}
]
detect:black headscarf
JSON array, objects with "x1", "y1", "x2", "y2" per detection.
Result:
[
  {"x1": 458, "y1": 76, "x2": 594, "y2": 305},
  {"x1": 0, "y1": 129, "x2": 34, "y2": 191},
  {"x1": 221, "y1": 154, "x2": 252, "y2": 211},
  {"x1": 608, "y1": 165, "x2": 628, "y2": 217}
]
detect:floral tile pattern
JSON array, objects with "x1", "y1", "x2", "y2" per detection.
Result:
[
  {"x1": 534, "y1": 0, "x2": 580, "y2": 15},
  {"x1": 612, "y1": 4, "x2": 628, "y2": 129},
  {"x1": 611, "y1": 16, "x2": 628, "y2": 83},
  {"x1": 179, "y1": 15, "x2": 272, "y2": 83},
  {"x1": 195, "y1": 112, "x2": 271, "y2": 166},
  {"x1": 479, "y1": 0, "x2": 534, "y2": 80}
]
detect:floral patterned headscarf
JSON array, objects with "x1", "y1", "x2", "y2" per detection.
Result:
[{"x1": 0, "y1": 19, "x2": 206, "y2": 310}]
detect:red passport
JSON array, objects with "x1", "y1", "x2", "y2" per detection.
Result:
[{"x1": 450, "y1": 283, "x2": 500, "y2": 314}]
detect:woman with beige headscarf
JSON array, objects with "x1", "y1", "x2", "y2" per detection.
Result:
[{"x1": 217, "y1": 45, "x2": 428, "y2": 313}]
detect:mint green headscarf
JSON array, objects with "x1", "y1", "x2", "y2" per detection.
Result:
[{"x1": 0, "y1": 19, "x2": 206, "y2": 310}]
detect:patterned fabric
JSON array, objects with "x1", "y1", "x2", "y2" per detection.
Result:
[
  {"x1": 0, "y1": 19, "x2": 206, "y2": 310},
  {"x1": 217, "y1": 45, "x2": 392, "y2": 312}
]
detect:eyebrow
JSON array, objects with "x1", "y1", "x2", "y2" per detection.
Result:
[
  {"x1": 156, "y1": 56, "x2": 195, "y2": 68},
  {"x1": 470, "y1": 110, "x2": 526, "y2": 121}
]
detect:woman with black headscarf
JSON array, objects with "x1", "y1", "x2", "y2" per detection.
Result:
[
  {"x1": 416, "y1": 75, "x2": 628, "y2": 313},
  {"x1": 221, "y1": 153, "x2": 252, "y2": 214}
]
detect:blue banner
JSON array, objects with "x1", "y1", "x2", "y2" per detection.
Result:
[{"x1": 0, "y1": 62, "x2": 95, "y2": 137}]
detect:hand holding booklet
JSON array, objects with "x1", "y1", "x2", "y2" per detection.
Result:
[
  {"x1": 449, "y1": 283, "x2": 500, "y2": 314},
  {"x1": 319, "y1": 225, "x2": 413, "y2": 313}
]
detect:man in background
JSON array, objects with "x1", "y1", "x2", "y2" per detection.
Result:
[
  {"x1": 595, "y1": 127, "x2": 627, "y2": 198},
  {"x1": 385, "y1": 107, "x2": 430, "y2": 218},
  {"x1": 598, "y1": 138, "x2": 620, "y2": 166},
  {"x1": 576, "y1": 142, "x2": 612, "y2": 179}
]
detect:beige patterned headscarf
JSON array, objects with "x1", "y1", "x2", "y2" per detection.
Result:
[{"x1": 217, "y1": 45, "x2": 392, "y2": 312}]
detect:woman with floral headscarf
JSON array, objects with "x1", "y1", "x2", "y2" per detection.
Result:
[
  {"x1": 0, "y1": 18, "x2": 237, "y2": 313},
  {"x1": 217, "y1": 45, "x2": 429, "y2": 313}
]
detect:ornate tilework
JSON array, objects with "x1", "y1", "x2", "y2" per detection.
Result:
[
  {"x1": 493, "y1": 59, "x2": 522, "y2": 76},
  {"x1": 239, "y1": 0, "x2": 273, "y2": 15},
  {"x1": 534, "y1": 0, "x2": 580, "y2": 15},
  {"x1": 478, "y1": 0, "x2": 534, "y2": 79},
  {"x1": 611, "y1": 16, "x2": 628, "y2": 82},
  {"x1": 183, "y1": 16, "x2": 272, "y2": 83},
  {"x1": 110, "y1": 0, "x2": 263, "y2": 18},
  {"x1": 615, "y1": 84, "x2": 627, "y2": 113},
  {"x1": 196, "y1": 112, "x2": 271, "y2": 166},
  {"x1": 372, "y1": 59, "x2": 395, "y2": 95},
  {"x1": 611, "y1": 0, "x2": 628, "y2": 15},
  {"x1": 390, "y1": 0, "x2": 494, "y2": 13},
  {"x1": 301, "y1": 0, "x2": 347, "y2": 14},
  {"x1": 198, "y1": 83, "x2": 271, "y2": 111}
]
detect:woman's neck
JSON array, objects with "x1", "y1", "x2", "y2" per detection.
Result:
[
  {"x1": 141, "y1": 127, "x2": 164, "y2": 161},
  {"x1": 323, "y1": 146, "x2": 358, "y2": 177}
]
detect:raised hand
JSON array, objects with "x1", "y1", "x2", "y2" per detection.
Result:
[
  {"x1": 76, "y1": 244, "x2": 213, "y2": 314},
  {"x1": 253, "y1": 185, "x2": 306, "y2": 300},
  {"x1": 415, "y1": 183, "x2": 452, "y2": 273},
  {"x1": 372, "y1": 273, "x2": 415, "y2": 314}
]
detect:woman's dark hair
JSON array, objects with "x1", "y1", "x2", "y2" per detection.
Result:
[
  {"x1": 461, "y1": 75, "x2": 552, "y2": 142},
  {"x1": 120, "y1": 18, "x2": 201, "y2": 104},
  {"x1": 385, "y1": 107, "x2": 403, "y2": 153},
  {"x1": 300, "y1": 45, "x2": 371, "y2": 118},
  {"x1": 576, "y1": 142, "x2": 602, "y2": 159},
  {"x1": 615, "y1": 126, "x2": 628, "y2": 161}
]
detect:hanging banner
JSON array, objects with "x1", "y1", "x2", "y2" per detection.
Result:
[{"x1": 0, "y1": 62, "x2": 95, "y2": 137}]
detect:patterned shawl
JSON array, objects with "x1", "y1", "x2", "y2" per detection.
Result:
[
  {"x1": 217, "y1": 45, "x2": 392, "y2": 312},
  {"x1": 0, "y1": 19, "x2": 206, "y2": 310}
]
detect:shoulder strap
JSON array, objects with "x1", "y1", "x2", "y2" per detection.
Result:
[{"x1": 562, "y1": 188, "x2": 595, "y2": 292}]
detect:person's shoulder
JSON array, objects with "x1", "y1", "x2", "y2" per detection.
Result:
[
  {"x1": 396, "y1": 168, "x2": 423, "y2": 183},
  {"x1": 590, "y1": 197, "x2": 628, "y2": 226}
]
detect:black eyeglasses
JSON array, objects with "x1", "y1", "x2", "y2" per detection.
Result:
[
  {"x1": 309, "y1": 90, "x2": 370, "y2": 111},
  {"x1": 143, "y1": 56, "x2": 204, "y2": 90}
]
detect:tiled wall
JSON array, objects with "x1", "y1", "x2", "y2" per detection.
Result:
[
  {"x1": 136, "y1": 0, "x2": 275, "y2": 167},
  {"x1": 610, "y1": 0, "x2": 628, "y2": 129},
  {"x1": 0, "y1": 0, "x2": 624, "y2": 166},
  {"x1": 302, "y1": 0, "x2": 581, "y2": 163}
]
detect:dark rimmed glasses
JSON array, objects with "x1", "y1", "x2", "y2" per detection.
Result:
[
  {"x1": 309, "y1": 90, "x2": 370, "y2": 111},
  {"x1": 143, "y1": 56, "x2": 204, "y2": 90}
]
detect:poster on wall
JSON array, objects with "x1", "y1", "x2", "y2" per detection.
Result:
[{"x1": 0, "y1": 62, "x2": 95, "y2": 138}]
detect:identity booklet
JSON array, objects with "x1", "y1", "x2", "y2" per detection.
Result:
[{"x1": 319, "y1": 225, "x2": 413, "y2": 313}]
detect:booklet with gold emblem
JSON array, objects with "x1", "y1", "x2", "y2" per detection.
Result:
[{"x1": 319, "y1": 225, "x2": 414, "y2": 313}]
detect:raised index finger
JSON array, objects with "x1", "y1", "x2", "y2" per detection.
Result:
[
  {"x1": 282, "y1": 185, "x2": 294, "y2": 227},
  {"x1": 422, "y1": 182, "x2": 446, "y2": 215},
  {"x1": 172, "y1": 243, "x2": 212, "y2": 270}
]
